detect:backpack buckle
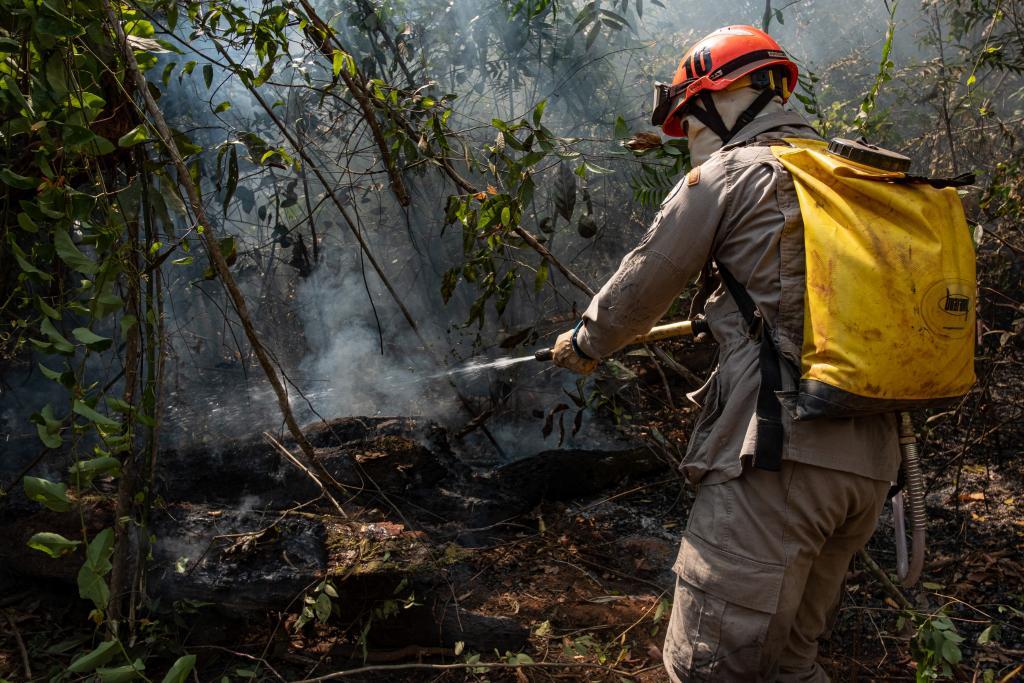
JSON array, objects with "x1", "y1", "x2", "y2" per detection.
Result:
[{"x1": 747, "y1": 310, "x2": 765, "y2": 341}]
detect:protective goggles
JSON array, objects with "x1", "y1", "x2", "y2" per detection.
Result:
[{"x1": 651, "y1": 81, "x2": 691, "y2": 127}]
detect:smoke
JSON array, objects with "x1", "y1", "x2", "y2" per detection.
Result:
[
  {"x1": 132, "y1": 0, "x2": 923, "y2": 457},
  {"x1": 5, "y1": 0, "x2": 984, "y2": 467}
]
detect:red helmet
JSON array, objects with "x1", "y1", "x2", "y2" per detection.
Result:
[{"x1": 652, "y1": 25, "x2": 799, "y2": 138}]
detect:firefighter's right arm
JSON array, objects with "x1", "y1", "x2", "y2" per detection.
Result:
[{"x1": 574, "y1": 165, "x2": 726, "y2": 360}]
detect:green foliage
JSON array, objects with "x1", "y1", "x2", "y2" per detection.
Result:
[
  {"x1": 160, "y1": 654, "x2": 197, "y2": 683},
  {"x1": 27, "y1": 531, "x2": 82, "y2": 558},
  {"x1": 78, "y1": 528, "x2": 116, "y2": 610},
  {"x1": 906, "y1": 611, "x2": 965, "y2": 681},
  {"x1": 294, "y1": 579, "x2": 339, "y2": 630},
  {"x1": 857, "y1": 0, "x2": 899, "y2": 134},
  {"x1": 23, "y1": 476, "x2": 71, "y2": 512},
  {"x1": 441, "y1": 99, "x2": 595, "y2": 327}
]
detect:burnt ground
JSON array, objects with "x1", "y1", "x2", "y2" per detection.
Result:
[{"x1": 1, "y1": 341, "x2": 1022, "y2": 682}]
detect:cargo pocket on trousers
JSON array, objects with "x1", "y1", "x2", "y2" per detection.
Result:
[{"x1": 668, "y1": 533, "x2": 785, "y2": 678}]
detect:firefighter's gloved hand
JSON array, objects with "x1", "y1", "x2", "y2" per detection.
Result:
[{"x1": 553, "y1": 329, "x2": 599, "y2": 375}]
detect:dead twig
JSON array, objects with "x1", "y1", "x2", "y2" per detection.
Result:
[
  {"x1": 4, "y1": 610, "x2": 32, "y2": 681},
  {"x1": 858, "y1": 549, "x2": 913, "y2": 610},
  {"x1": 263, "y1": 432, "x2": 346, "y2": 518},
  {"x1": 290, "y1": 660, "x2": 637, "y2": 682},
  {"x1": 190, "y1": 645, "x2": 287, "y2": 683},
  {"x1": 651, "y1": 346, "x2": 703, "y2": 386}
]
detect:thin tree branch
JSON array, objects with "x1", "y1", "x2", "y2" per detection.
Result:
[
  {"x1": 263, "y1": 432, "x2": 346, "y2": 517},
  {"x1": 299, "y1": 0, "x2": 409, "y2": 207},
  {"x1": 291, "y1": 660, "x2": 636, "y2": 682},
  {"x1": 858, "y1": 549, "x2": 913, "y2": 610},
  {"x1": 103, "y1": 0, "x2": 328, "y2": 484},
  {"x1": 4, "y1": 611, "x2": 32, "y2": 681}
]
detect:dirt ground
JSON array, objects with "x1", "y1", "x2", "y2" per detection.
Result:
[{"x1": 2, "y1": 345, "x2": 1023, "y2": 682}]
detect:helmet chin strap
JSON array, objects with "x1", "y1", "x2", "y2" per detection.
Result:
[{"x1": 687, "y1": 88, "x2": 779, "y2": 145}]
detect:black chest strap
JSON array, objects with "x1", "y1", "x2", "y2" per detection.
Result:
[{"x1": 717, "y1": 263, "x2": 784, "y2": 472}]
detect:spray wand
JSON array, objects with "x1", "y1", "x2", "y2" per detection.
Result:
[{"x1": 533, "y1": 320, "x2": 703, "y2": 362}]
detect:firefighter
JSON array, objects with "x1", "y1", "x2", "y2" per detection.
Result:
[{"x1": 552, "y1": 26, "x2": 900, "y2": 682}]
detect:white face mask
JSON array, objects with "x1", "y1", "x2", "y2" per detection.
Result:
[{"x1": 683, "y1": 87, "x2": 785, "y2": 166}]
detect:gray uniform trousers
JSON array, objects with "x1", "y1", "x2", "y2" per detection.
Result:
[{"x1": 662, "y1": 461, "x2": 890, "y2": 682}]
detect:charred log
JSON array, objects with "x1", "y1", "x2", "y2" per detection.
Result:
[{"x1": 1, "y1": 416, "x2": 657, "y2": 654}]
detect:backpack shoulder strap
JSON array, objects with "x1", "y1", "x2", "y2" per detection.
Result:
[{"x1": 717, "y1": 263, "x2": 785, "y2": 472}]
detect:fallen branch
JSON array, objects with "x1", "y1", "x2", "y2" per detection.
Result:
[
  {"x1": 190, "y1": 645, "x2": 287, "y2": 683},
  {"x1": 290, "y1": 659, "x2": 637, "y2": 682},
  {"x1": 4, "y1": 611, "x2": 32, "y2": 681},
  {"x1": 262, "y1": 432, "x2": 346, "y2": 518},
  {"x1": 651, "y1": 346, "x2": 702, "y2": 386},
  {"x1": 858, "y1": 549, "x2": 913, "y2": 610}
]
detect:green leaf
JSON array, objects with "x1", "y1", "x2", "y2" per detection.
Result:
[
  {"x1": 78, "y1": 528, "x2": 115, "y2": 608},
  {"x1": 69, "y1": 457, "x2": 122, "y2": 485},
  {"x1": 10, "y1": 240, "x2": 51, "y2": 281},
  {"x1": 203, "y1": 64, "x2": 213, "y2": 89},
  {"x1": 534, "y1": 260, "x2": 549, "y2": 292},
  {"x1": 32, "y1": 402, "x2": 65, "y2": 446},
  {"x1": 120, "y1": 315, "x2": 138, "y2": 339},
  {"x1": 532, "y1": 99, "x2": 547, "y2": 127},
  {"x1": 214, "y1": 101, "x2": 231, "y2": 113},
  {"x1": 17, "y1": 212, "x2": 38, "y2": 233},
  {"x1": 118, "y1": 124, "x2": 150, "y2": 148},
  {"x1": 160, "y1": 655, "x2": 197, "y2": 683},
  {"x1": 27, "y1": 532, "x2": 81, "y2": 558},
  {"x1": 314, "y1": 592, "x2": 332, "y2": 622},
  {"x1": 223, "y1": 145, "x2": 238, "y2": 216},
  {"x1": 54, "y1": 230, "x2": 99, "y2": 274},
  {"x1": 72, "y1": 328, "x2": 112, "y2": 351},
  {"x1": 0, "y1": 167, "x2": 37, "y2": 190},
  {"x1": 332, "y1": 49, "x2": 354, "y2": 77},
  {"x1": 73, "y1": 400, "x2": 120, "y2": 429},
  {"x1": 36, "y1": 296, "x2": 61, "y2": 319},
  {"x1": 98, "y1": 660, "x2": 145, "y2": 683},
  {"x1": 68, "y1": 641, "x2": 119, "y2": 673},
  {"x1": 24, "y1": 476, "x2": 71, "y2": 512},
  {"x1": 941, "y1": 637, "x2": 962, "y2": 664},
  {"x1": 125, "y1": 19, "x2": 155, "y2": 37},
  {"x1": 3, "y1": 75, "x2": 34, "y2": 116},
  {"x1": 613, "y1": 115, "x2": 629, "y2": 139},
  {"x1": 36, "y1": 422, "x2": 63, "y2": 448},
  {"x1": 38, "y1": 363, "x2": 64, "y2": 382}
]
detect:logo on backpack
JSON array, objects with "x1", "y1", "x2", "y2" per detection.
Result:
[{"x1": 922, "y1": 279, "x2": 974, "y2": 338}]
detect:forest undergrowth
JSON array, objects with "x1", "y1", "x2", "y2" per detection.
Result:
[{"x1": 2, "y1": 0, "x2": 1023, "y2": 681}]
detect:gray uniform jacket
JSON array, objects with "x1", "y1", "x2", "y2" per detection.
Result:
[{"x1": 576, "y1": 110, "x2": 901, "y2": 485}]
